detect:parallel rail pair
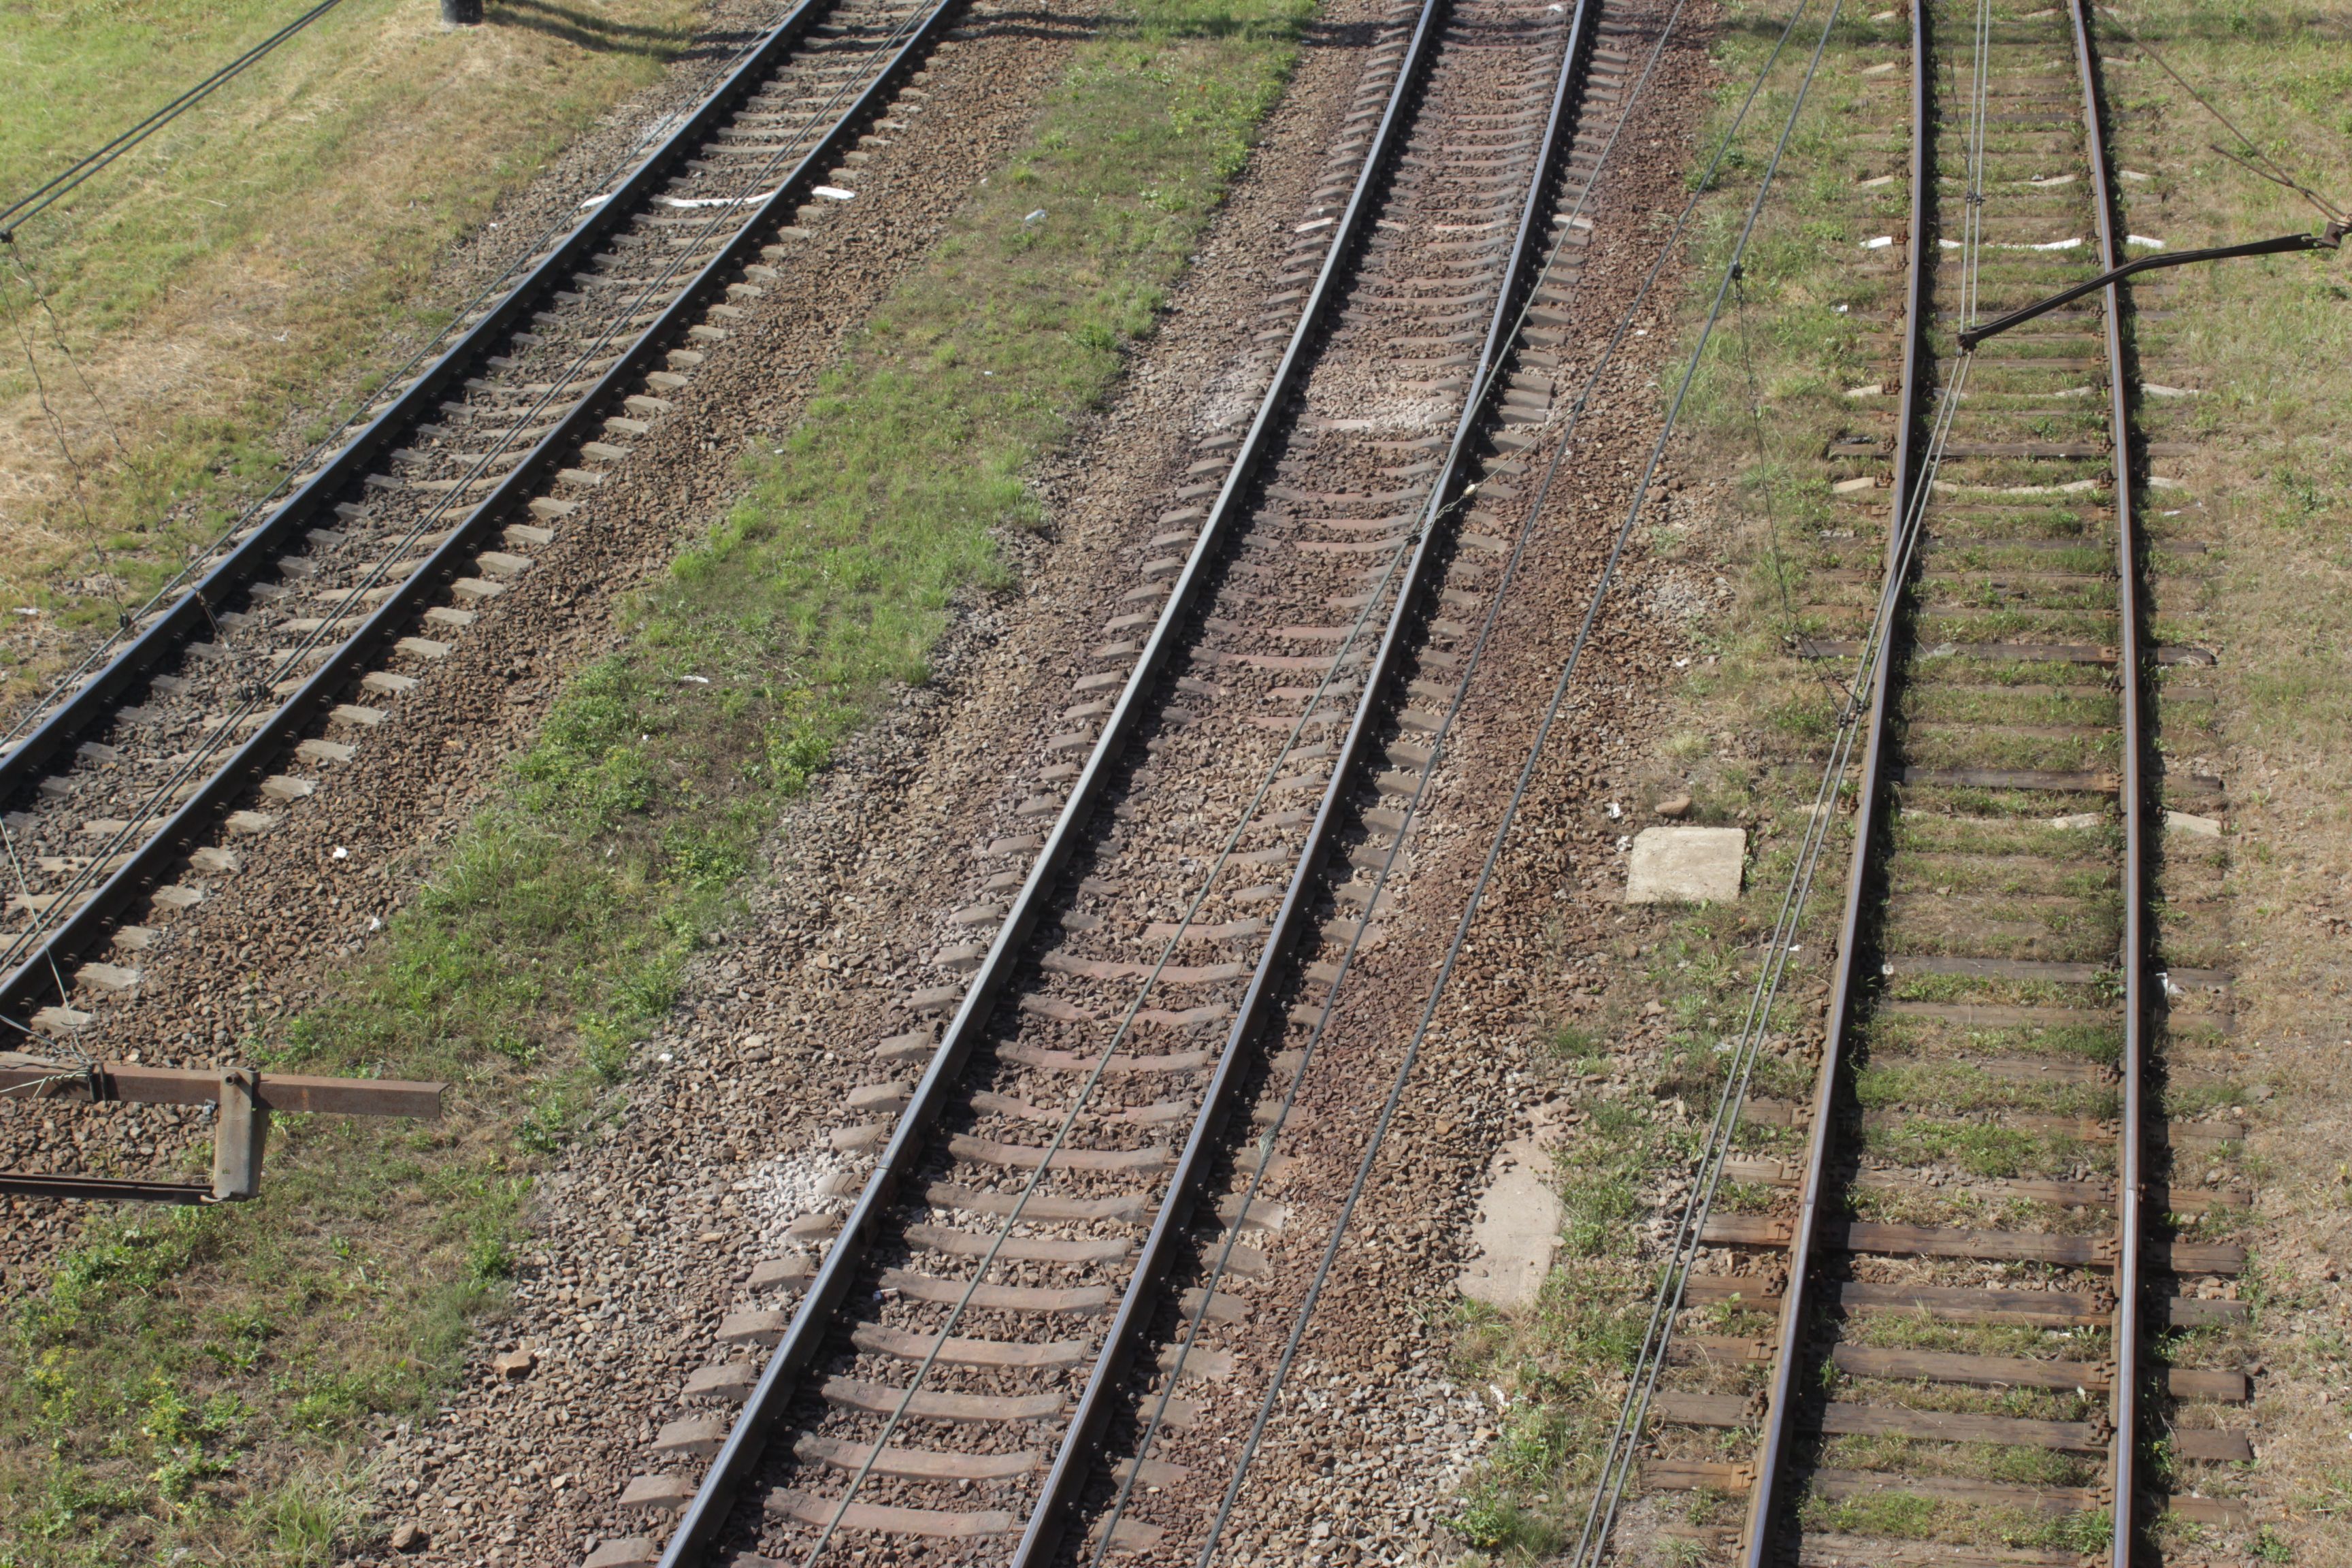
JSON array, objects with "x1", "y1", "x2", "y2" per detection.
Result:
[
  {"x1": 598, "y1": 0, "x2": 1646, "y2": 1563},
  {"x1": 0, "y1": 0, "x2": 957, "y2": 1038},
  {"x1": 1624, "y1": 2, "x2": 2251, "y2": 1564}
]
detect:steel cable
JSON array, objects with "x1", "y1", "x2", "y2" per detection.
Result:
[
  {"x1": 0, "y1": 0, "x2": 355, "y2": 242},
  {"x1": 2093, "y1": 7, "x2": 2345, "y2": 222}
]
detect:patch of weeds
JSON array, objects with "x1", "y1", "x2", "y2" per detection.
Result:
[
  {"x1": 1555, "y1": 1100, "x2": 1660, "y2": 1258},
  {"x1": 0, "y1": 0, "x2": 1313, "y2": 1556},
  {"x1": 1452, "y1": 1483, "x2": 1565, "y2": 1556},
  {"x1": 1866, "y1": 1115, "x2": 2045, "y2": 1179},
  {"x1": 1810, "y1": 1486, "x2": 1938, "y2": 1539},
  {"x1": 1546, "y1": 1023, "x2": 1604, "y2": 1066},
  {"x1": 2008, "y1": 1507, "x2": 2114, "y2": 1554}
]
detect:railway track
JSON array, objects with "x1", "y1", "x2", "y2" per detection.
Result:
[
  {"x1": 0, "y1": 0, "x2": 956, "y2": 1041},
  {"x1": 545, "y1": 0, "x2": 1682, "y2": 1562},
  {"x1": 1617, "y1": 1, "x2": 2255, "y2": 1563}
]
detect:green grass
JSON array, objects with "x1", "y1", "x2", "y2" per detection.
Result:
[
  {"x1": 1439, "y1": 11, "x2": 1921, "y2": 1551},
  {"x1": 2091, "y1": 3, "x2": 2352, "y2": 1556},
  {"x1": 0, "y1": 0, "x2": 1309, "y2": 1557},
  {"x1": 0, "y1": 0, "x2": 704, "y2": 700}
]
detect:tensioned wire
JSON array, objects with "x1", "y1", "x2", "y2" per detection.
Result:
[
  {"x1": 1572, "y1": 0, "x2": 1999, "y2": 1554},
  {"x1": 2091, "y1": 5, "x2": 2344, "y2": 223},
  {"x1": 782, "y1": 7, "x2": 1452, "y2": 1556},
  {"x1": 1079, "y1": 0, "x2": 1721, "y2": 1554},
  {"x1": 0, "y1": 0, "x2": 828, "y2": 764},
  {"x1": 0, "y1": 0, "x2": 944, "y2": 1026},
  {"x1": 1960, "y1": 0, "x2": 1990, "y2": 329},
  {"x1": 0, "y1": 0, "x2": 357, "y2": 242},
  {"x1": 1054, "y1": 0, "x2": 1855, "y2": 1561}
]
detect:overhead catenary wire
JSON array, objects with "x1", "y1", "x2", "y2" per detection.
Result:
[
  {"x1": 0, "y1": 0, "x2": 357, "y2": 243},
  {"x1": 2093, "y1": 5, "x2": 2345, "y2": 221},
  {"x1": 1102, "y1": 4, "x2": 1855, "y2": 1564},
  {"x1": 1704, "y1": 1, "x2": 1998, "y2": 1556},
  {"x1": 3, "y1": 253, "x2": 129, "y2": 461},
  {"x1": 1617, "y1": 24, "x2": 1986, "y2": 1568}
]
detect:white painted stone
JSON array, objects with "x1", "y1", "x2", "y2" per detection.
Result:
[
  {"x1": 2051, "y1": 811, "x2": 2104, "y2": 830},
  {"x1": 1456, "y1": 1137, "x2": 1563, "y2": 1311},
  {"x1": 2166, "y1": 810, "x2": 2222, "y2": 838},
  {"x1": 1627, "y1": 826, "x2": 1745, "y2": 904}
]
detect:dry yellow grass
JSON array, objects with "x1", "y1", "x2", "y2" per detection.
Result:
[{"x1": 0, "y1": 0, "x2": 706, "y2": 707}]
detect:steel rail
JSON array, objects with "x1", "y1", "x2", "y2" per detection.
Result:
[
  {"x1": 649, "y1": 3, "x2": 1450, "y2": 1561},
  {"x1": 1737, "y1": 0, "x2": 1933, "y2": 1557},
  {"x1": 2068, "y1": 1, "x2": 2147, "y2": 1558},
  {"x1": 0, "y1": 0, "x2": 846, "y2": 795},
  {"x1": 0, "y1": 0, "x2": 962, "y2": 1028},
  {"x1": 1022, "y1": 1, "x2": 1601, "y2": 1560}
]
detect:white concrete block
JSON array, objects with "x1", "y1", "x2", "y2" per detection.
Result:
[
  {"x1": 1456, "y1": 1137, "x2": 1563, "y2": 1311},
  {"x1": 1627, "y1": 826, "x2": 1746, "y2": 904}
]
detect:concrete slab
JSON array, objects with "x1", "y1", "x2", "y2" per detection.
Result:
[
  {"x1": 1456, "y1": 1137, "x2": 1563, "y2": 1311},
  {"x1": 1627, "y1": 826, "x2": 1746, "y2": 904}
]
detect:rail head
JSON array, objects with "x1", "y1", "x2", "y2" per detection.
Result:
[
  {"x1": 651, "y1": 1, "x2": 1448, "y2": 1562},
  {"x1": 1739, "y1": 1, "x2": 1931, "y2": 1560},
  {"x1": 2065, "y1": 3, "x2": 2146, "y2": 1564},
  {"x1": 0, "y1": 0, "x2": 961, "y2": 1034}
]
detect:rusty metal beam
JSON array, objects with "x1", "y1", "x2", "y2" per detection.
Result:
[
  {"x1": 0, "y1": 1053, "x2": 443, "y2": 1117},
  {"x1": 0, "y1": 1173, "x2": 212, "y2": 1203}
]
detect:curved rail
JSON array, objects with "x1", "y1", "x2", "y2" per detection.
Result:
[{"x1": 0, "y1": 0, "x2": 962, "y2": 1027}]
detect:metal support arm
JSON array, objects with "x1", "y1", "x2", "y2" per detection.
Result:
[{"x1": 1957, "y1": 225, "x2": 2343, "y2": 350}]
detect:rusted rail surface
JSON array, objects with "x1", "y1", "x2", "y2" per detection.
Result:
[{"x1": 1654, "y1": 2, "x2": 2240, "y2": 1564}]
